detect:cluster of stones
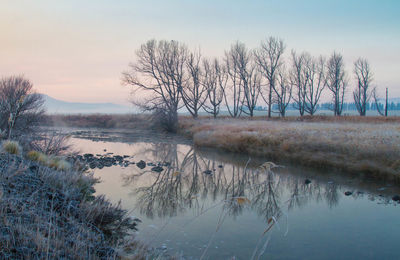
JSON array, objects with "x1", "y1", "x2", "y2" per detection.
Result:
[
  {"x1": 135, "y1": 160, "x2": 171, "y2": 172},
  {"x1": 73, "y1": 153, "x2": 133, "y2": 170},
  {"x1": 71, "y1": 153, "x2": 172, "y2": 173}
]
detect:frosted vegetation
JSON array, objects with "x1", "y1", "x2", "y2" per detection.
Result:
[{"x1": 181, "y1": 118, "x2": 400, "y2": 179}]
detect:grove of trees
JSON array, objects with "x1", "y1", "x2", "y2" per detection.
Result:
[{"x1": 123, "y1": 38, "x2": 384, "y2": 131}]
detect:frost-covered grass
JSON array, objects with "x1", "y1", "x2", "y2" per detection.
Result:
[
  {"x1": 180, "y1": 117, "x2": 400, "y2": 181},
  {"x1": 0, "y1": 153, "x2": 145, "y2": 259}
]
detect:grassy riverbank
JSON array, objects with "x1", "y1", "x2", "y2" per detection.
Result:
[
  {"x1": 0, "y1": 149, "x2": 147, "y2": 258},
  {"x1": 180, "y1": 116, "x2": 400, "y2": 182},
  {"x1": 43, "y1": 113, "x2": 400, "y2": 181},
  {"x1": 44, "y1": 114, "x2": 154, "y2": 129}
]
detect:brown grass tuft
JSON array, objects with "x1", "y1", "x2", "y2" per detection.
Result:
[{"x1": 2, "y1": 140, "x2": 22, "y2": 155}]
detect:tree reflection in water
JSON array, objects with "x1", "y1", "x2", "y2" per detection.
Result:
[
  {"x1": 122, "y1": 142, "x2": 341, "y2": 222},
  {"x1": 119, "y1": 142, "x2": 363, "y2": 258}
]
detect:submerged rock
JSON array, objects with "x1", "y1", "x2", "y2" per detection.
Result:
[
  {"x1": 344, "y1": 191, "x2": 353, "y2": 196},
  {"x1": 151, "y1": 166, "x2": 164, "y2": 172},
  {"x1": 136, "y1": 160, "x2": 146, "y2": 169},
  {"x1": 392, "y1": 195, "x2": 400, "y2": 202},
  {"x1": 89, "y1": 162, "x2": 97, "y2": 169},
  {"x1": 114, "y1": 155, "x2": 123, "y2": 162},
  {"x1": 304, "y1": 179, "x2": 312, "y2": 185},
  {"x1": 102, "y1": 160, "x2": 113, "y2": 167},
  {"x1": 203, "y1": 170, "x2": 212, "y2": 175},
  {"x1": 83, "y1": 153, "x2": 94, "y2": 159}
]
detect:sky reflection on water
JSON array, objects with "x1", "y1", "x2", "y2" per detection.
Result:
[{"x1": 70, "y1": 135, "x2": 400, "y2": 259}]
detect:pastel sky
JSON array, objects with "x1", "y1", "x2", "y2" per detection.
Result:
[{"x1": 0, "y1": 0, "x2": 399, "y2": 104}]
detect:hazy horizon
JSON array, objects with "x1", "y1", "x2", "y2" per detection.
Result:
[{"x1": 1, "y1": 0, "x2": 399, "y2": 105}]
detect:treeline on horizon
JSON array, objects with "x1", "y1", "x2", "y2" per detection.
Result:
[
  {"x1": 122, "y1": 37, "x2": 390, "y2": 131},
  {"x1": 257, "y1": 101, "x2": 400, "y2": 112}
]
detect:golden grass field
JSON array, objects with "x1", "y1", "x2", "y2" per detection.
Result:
[{"x1": 180, "y1": 116, "x2": 400, "y2": 181}]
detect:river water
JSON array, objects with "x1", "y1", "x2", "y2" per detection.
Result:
[{"x1": 68, "y1": 129, "x2": 400, "y2": 259}]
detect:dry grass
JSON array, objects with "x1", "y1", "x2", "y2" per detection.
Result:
[
  {"x1": 180, "y1": 117, "x2": 400, "y2": 181},
  {"x1": 2, "y1": 140, "x2": 22, "y2": 155},
  {"x1": 44, "y1": 114, "x2": 153, "y2": 129},
  {"x1": 27, "y1": 150, "x2": 72, "y2": 172},
  {"x1": 0, "y1": 153, "x2": 143, "y2": 259}
]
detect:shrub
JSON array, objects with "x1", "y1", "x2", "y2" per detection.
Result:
[
  {"x1": 26, "y1": 150, "x2": 41, "y2": 161},
  {"x1": 54, "y1": 159, "x2": 72, "y2": 171},
  {"x1": 2, "y1": 140, "x2": 22, "y2": 155},
  {"x1": 28, "y1": 153, "x2": 72, "y2": 172},
  {"x1": 26, "y1": 150, "x2": 48, "y2": 164},
  {"x1": 47, "y1": 155, "x2": 61, "y2": 168},
  {"x1": 36, "y1": 152, "x2": 49, "y2": 165}
]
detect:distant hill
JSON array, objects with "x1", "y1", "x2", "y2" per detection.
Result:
[{"x1": 42, "y1": 94, "x2": 134, "y2": 114}]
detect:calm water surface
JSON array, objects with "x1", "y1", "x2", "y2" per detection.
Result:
[{"x1": 68, "y1": 129, "x2": 400, "y2": 259}]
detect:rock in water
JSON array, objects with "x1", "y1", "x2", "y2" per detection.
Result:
[
  {"x1": 83, "y1": 153, "x2": 94, "y2": 159},
  {"x1": 151, "y1": 166, "x2": 164, "y2": 172},
  {"x1": 136, "y1": 160, "x2": 146, "y2": 169},
  {"x1": 304, "y1": 179, "x2": 311, "y2": 185},
  {"x1": 344, "y1": 191, "x2": 353, "y2": 196},
  {"x1": 392, "y1": 195, "x2": 400, "y2": 202},
  {"x1": 89, "y1": 162, "x2": 97, "y2": 169}
]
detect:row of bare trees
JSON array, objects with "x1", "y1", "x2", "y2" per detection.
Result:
[{"x1": 122, "y1": 38, "x2": 377, "y2": 131}]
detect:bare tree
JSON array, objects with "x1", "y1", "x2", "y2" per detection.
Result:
[
  {"x1": 290, "y1": 51, "x2": 309, "y2": 116},
  {"x1": 326, "y1": 52, "x2": 348, "y2": 116},
  {"x1": 304, "y1": 55, "x2": 327, "y2": 115},
  {"x1": 223, "y1": 42, "x2": 247, "y2": 117},
  {"x1": 122, "y1": 40, "x2": 188, "y2": 132},
  {"x1": 273, "y1": 67, "x2": 292, "y2": 117},
  {"x1": 181, "y1": 50, "x2": 208, "y2": 118},
  {"x1": 353, "y1": 58, "x2": 373, "y2": 116},
  {"x1": 241, "y1": 63, "x2": 261, "y2": 117},
  {"x1": 254, "y1": 37, "x2": 285, "y2": 118},
  {"x1": 372, "y1": 87, "x2": 388, "y2": 116},
  {"x1": 0, "y1": 76, "x2": 45, "y2": 139},
  {"x1": 224, "y1": 42, "x2": 261, "y2": 117},
  {"x1": 202, "y1": 58, "x2": 225, "y2": 118}
]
